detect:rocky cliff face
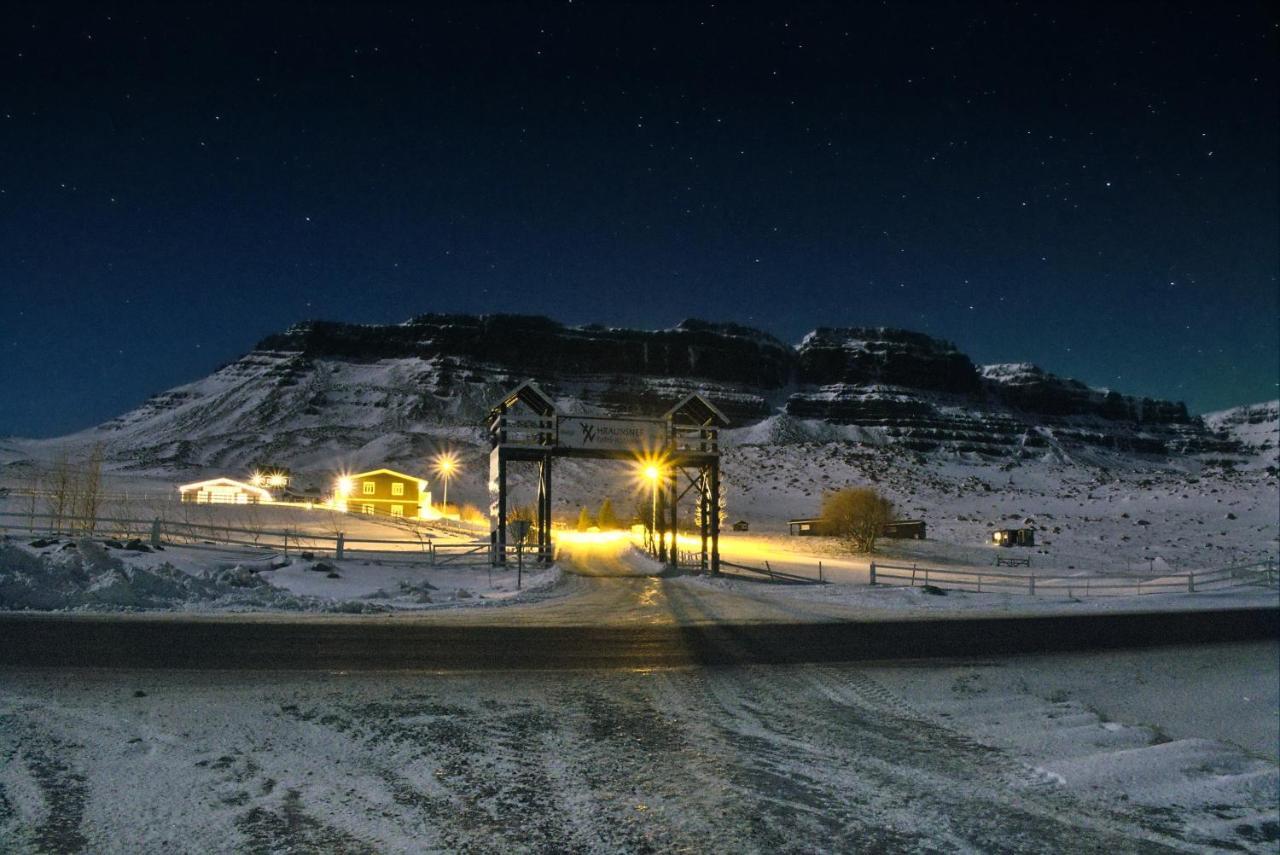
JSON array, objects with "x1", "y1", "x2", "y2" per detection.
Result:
[
  {"x1": 1204, "y1": 401, "x2": 1280, "y2": 467},
  {"x1": 48, "y1": 314, "x2": 1247, "y2": 471}
]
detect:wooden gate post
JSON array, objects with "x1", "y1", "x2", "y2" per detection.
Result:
[
  {"x1": 336, "y1": 532, "x2": 345, "y2": 561},
  {"x1": 150, "y1": 518, "x2": 162, "y2": 548},
  {"x1": 869, "y1": 561, "x2": 876, "y2": 585}
]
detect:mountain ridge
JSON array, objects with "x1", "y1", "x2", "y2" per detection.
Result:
[{"x1": 4, "y1": 314, "x2": 1271, "y2": 474}]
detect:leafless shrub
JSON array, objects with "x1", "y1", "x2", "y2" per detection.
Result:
[{"x1": 821, "y1": 486, "x2": 895, "y2": 554}]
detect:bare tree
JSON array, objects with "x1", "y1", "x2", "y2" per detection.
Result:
[
  {"x1": 25, "y1": 471, "x2": 43, "y2": 533},
  {"x1": 821, "y1": 486, "x2": 895, "y2": 554},
  {"x1": 75, "y1": 443, "x2": 105, "y2": 534},
  {"x1": 238, "y1": 502, "x2": 267, "y2": 546},
  {"x1": 47, "y1": 452, "x2": 73, "y2": 534}
]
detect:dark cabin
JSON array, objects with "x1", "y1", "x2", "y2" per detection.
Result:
[
  {"x1": 788, "y1": 518, "x2": 828, "y2": 536},
  {"x1": 731, "y1": 520, "x2": 750, "y2": 532},
  {"x1": 992, "y1": 527, "x2": 1035, "y2": 547},
  {"x1": 882, "y1": 519, "x2": 927, "y2": 540},
  {"x1": 789, "y1": 517, "x2": 926, "y2": 539}
]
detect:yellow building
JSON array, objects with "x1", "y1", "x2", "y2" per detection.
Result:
[{"x1": 335, "y1": 469, "x2": 431, "y2": 518}]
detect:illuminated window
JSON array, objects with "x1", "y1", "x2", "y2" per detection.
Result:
[
  {"x1": 361, "y1": 504, "x2": 375, "y2": 515},
  {"x1": 391, "y1": 482, "x2": 404, "y2": 496},
  {"x1": 362, "y1": 481, "x2": 375, "y2": 495},
  {"x1": 390, "y1": 504, "x2": 404, "y2": 517}
]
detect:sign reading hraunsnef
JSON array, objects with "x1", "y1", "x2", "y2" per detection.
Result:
[{"x1": 557, "y1": 416, "x2": 669, "y2": 452}]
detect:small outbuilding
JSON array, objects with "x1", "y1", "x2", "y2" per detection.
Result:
[
  {"x1": 992, "y1": 527, "x2": 1035, "y2": 547},
  {"x1": 788, "y1": 518, "x2": 829, "y2": 536},
  {"x1": 178, "y1": 478, "x2": 273, "y2": 505},
  {"x1": 882, "y1": 519, "x2": 927, "y2": 540},
  {"x1": 731, "y1": 520, "x2": 750, "y2": 532}
]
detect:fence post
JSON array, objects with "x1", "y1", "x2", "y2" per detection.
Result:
[
  {"x1": 765, "y1": 560, "x2": 774, "y2": 581},
  {"x1": 819, "y1": 560, "x2": 823, "y2": 583},
  {"x1": 1029, "y1": 574, "x2": 1035, "y2": 596},
  {"x1": 869, "y1": 561, "x2": 876, "y2": 585},
  {"x1": 1187, "y1": 572, "x2": 1194, "y2": 593},
  {"x1": 336, "y1": 532, "x2": 345, "y2": 561},
  {"x1": 150, "y1": 518, "x2": 162, "y2": 548}
]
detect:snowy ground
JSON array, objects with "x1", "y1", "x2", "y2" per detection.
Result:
[
  {"x1": 0, "y1": 537, "x2": 559, "y2": 614},
  {"x1": 719, "y1": 443, "x2": 1279, "y2": 574},
  {"x1": 1, "y1": 441, "x2": 1276, "y2": 617},
  {"x1": 682, "y1": 571, "x2": 1280, "y2": 617},
  {"x1": 0, "y1": 642, "x2": 1274, "y2": 853}
]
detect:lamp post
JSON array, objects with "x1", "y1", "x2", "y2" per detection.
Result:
[
  {"x1": 434, "y1": 453, "x2": 457, "y2": 518},
  {"x1": 645, "y1": 464, "x2": 660, "y2": 555}
]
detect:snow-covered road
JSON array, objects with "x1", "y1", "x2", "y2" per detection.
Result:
[{"x1": 1, "y1": 643, "x2": 1275, "y2": 852}]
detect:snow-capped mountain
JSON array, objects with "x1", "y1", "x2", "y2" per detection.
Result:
[
  {"x1": 3, "y1": 314, "x2": 1265, "y2": 475},
  {"x1": 1203, "y1": 401, "x2": 1280, "y2": 468}
]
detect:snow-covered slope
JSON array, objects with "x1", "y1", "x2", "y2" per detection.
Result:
[
  {"x1": 1204, "y1": 401, "x2": 1279, "y2": 469},
  {"x1": 2, "y1": 314, "x2": 1252, "y2": 478}
]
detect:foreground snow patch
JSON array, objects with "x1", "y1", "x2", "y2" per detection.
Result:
[{"x1": 0, "y1": 538, "x2": 561, "y2": 613}]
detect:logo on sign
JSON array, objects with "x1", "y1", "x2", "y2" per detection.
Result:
[{"x1": 579, "y1": 423, "x2": 598, "y2": 444}]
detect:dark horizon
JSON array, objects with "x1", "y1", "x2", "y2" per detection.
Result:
[{"x1": 2, "y1": 2, "x2": 1276, "y2": 437}]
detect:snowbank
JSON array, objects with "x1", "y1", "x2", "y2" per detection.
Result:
[{"x1": 0, "y1": 537, "x2": 561, "y2": 614}]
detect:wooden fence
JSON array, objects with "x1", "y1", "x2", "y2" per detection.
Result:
[
  {"x1": 0, "y1": 510, "x2": 499, "y2": 567},
  {"x1": 870, "y1": 559, "x2": 1279, "y2": 597},
  {"x1": 714, "y1": 556, "x2": 828, "y2": 585}
]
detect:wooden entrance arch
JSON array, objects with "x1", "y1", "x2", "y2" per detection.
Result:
[{"x1": 486, "y1": 381, "x2": 728, "y2": 572}]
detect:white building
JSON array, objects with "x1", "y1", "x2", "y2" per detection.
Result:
[{"x1": 178, "y1": 477, "x2": 274, "y2": 505}]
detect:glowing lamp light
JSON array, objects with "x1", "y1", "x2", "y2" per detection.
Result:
[
  {"x1": 337, "y1": 477, "x2": 354, "y2": 496},
  {"x1": 267, "y1": 473, "x2": 287, "y2": 488},
  {"x1": 644, "y1": 465, "x2": 660, "y2": 482},
  {"x1": 433, "y1": 452, "x2": 459, "y2": 516}
]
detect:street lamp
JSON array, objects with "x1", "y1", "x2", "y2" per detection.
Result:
[
  {"x1": 644, "y1": 463, "x2": 661, "y2": 554},
  {"x1": 434, "y1": 453, "x2": 458, "y2": 518}
]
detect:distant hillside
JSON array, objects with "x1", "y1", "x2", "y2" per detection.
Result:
[{"x1": 3, "y1": 313, "x2": 1260, "y2": 474}]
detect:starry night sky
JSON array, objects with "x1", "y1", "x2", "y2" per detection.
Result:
[{"x1": 1, "y1": 2, "x2": 1276, "y2": 437}]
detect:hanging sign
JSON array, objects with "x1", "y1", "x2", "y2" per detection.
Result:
[{"x1": 557, "y1": 416, "x2": 669, "y2": 452}]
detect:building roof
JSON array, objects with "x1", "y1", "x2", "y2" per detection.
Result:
[
  {"x1": 664, "y1": 392, "x2": 730, "y2": 427},
  {"x1": 489, "y1": 379, "x2": 557, "y2": 420},
  {"x1": 346, "y1": 468, "x2": 428, "y2": 485},
  {"x1": 177, "y1": 477, "x2": 273, "y2": 498}
]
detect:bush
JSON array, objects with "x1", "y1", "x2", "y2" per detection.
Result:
[
  {"x1": 597, "y1": 498, "x2": 619, "y2": 530},
  {"x1": 460, "y1": 504, "x2": 488, "y2": 524},
  {"x1": 821, "y1": 487, "x2": 895, "y2": 554}
]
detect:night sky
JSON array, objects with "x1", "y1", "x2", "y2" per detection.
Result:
[{"x1": 1, "y1": 2, "x2": 1276, "y2": 437}]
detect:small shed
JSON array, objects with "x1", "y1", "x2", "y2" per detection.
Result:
[
  {"x1": 882, "y1": 519, "x2": 926, "y2": 540},
  {"x1": 731, "y1": 520, "x2": 750, "y2": 532},
  {"x1": 178, "y1": 478, "x2": 272, "y2": 505},
  {"x1": 992, "y1": 527, "x2": 1035, "y2": 548},
  {"x1": 788, "y1": 518, "x2": 829, "y2": 536}
]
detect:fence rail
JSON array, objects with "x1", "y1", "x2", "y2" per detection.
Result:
[
  {"x1": 0, "y1": 510, "x2": 563, "y2": 570},
  {"x1": 718, "y1": 558, "x2": 827, "y2": 585},
  {"x1": 870, "y1": 559, "x2": 1279, "y2": 597},
  {"x1": 0, "y1": 511, "x2": 471, "y2": 567}
]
